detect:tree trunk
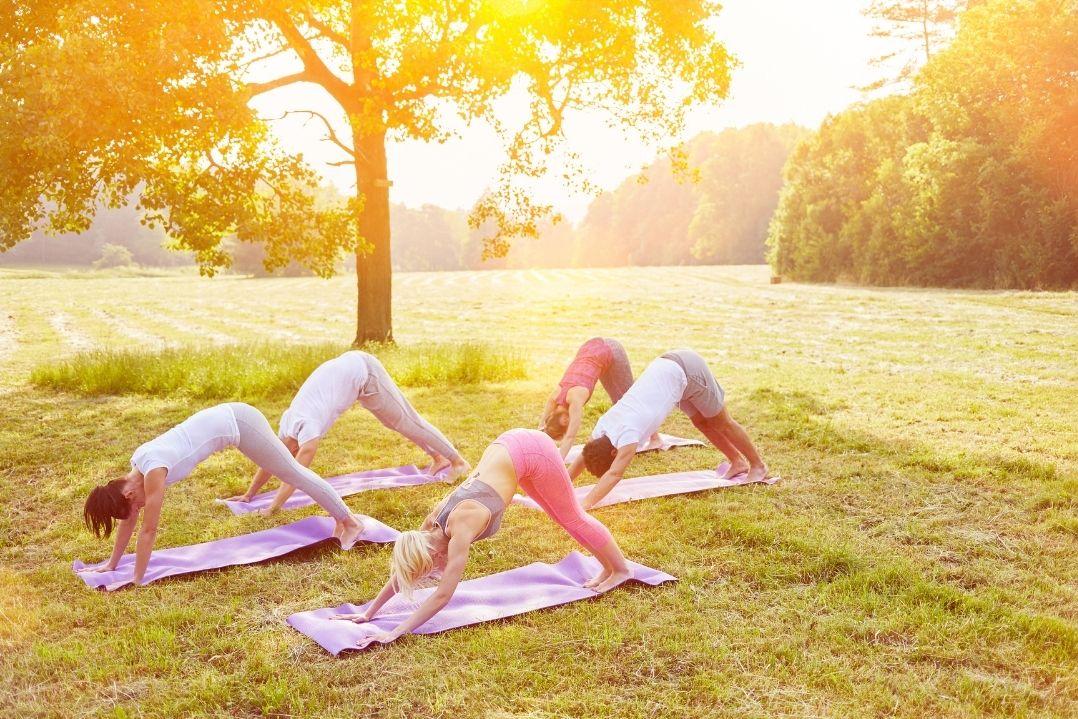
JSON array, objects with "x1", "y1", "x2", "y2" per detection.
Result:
[{"x1": 351, "y1": 130, "x2": 393, "y2": 346}]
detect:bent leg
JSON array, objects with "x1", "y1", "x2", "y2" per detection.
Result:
[{"x1": 359, "y1": 357, "x2": 463, "y2": 463}]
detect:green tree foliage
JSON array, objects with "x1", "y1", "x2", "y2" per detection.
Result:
[
  {"x1": 768, "y1": 0, "x2": 1078, "y2": 290},
  {"x1": 91, "y1": 243, "x2": 135, "y2": 270},
  {"x1": 573, "y1": 124, "x2": 807, "y2": 267},
  {"x1": 0, "y1": 1, "x2": 734, "y2": 343}
]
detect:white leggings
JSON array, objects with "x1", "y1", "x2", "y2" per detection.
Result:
[
  {"x1": 228, "y1": 403, "x2": 352, "y2": 521},
  {"x1": 357, "y1": 355, "x2": 462, "y2": 462}
]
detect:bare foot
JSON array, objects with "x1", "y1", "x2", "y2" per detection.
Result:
[
  {"x1": 641, "y1": 433, "x2": 663, "y2": 452},
  {"x1": 257, "y1": 506, "x2": 279, "y2": 517},
  {"x1": 428, "y1": 455, "x2": 452, "y2": 476},
  {"x1": 592, "y1": 568, "x2": 632, "y2": 593},
  {"x1": 746, "y1": 464, "x2": 769, "y2": 484},
  {"x1": 584, "y1": 567, "x2": 611, "y2": 589},
  {"x1": 447, "y1": 458, "x2": 471, "y2": 482},
  {"x1": 721, "y1": 459, "x2": 750, "y2": 479},
  {"x1": 338, "y1": 515, "x2": 365, "y2": 550}
]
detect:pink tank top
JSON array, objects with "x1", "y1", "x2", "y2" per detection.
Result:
[{"x1": 555, "y1": 338, "x2": 613, "y2": 406}]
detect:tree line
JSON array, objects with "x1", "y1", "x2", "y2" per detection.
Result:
[
  {"x1": 3, "y1": 123, "x2": 805, "y2": 274},
  {"x1": 767, "y1": 0, "x2": 1077, "y2": 290}
]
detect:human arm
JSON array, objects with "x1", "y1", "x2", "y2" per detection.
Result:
[
  {"x1": 538, "y1": 389, "x2": 559, "y2": 430},
  {"x1": 78, "y1": 513, "x2": 137, "y2": 572},
  {"x1": 227, "y1": 467, "x2": 274, "y2": 502},
  {"x1": 376, "y1": 532, "x2": 471, "y2": 642},
  {"x1": 567, "y1": 452, "x2": 586, "y2": 480},
  {"x1": 131, "y1": 467, "x2": 167, "y2": 585},
  {"x1": 557, "y1": 393, "x2": 586, "y2": 458},
  {"x1": 580, "y1": 444, "x2": 637, "y2": 510},
  {"x1": 331, "y1": 576, "x2": 399, "y2": 623}
]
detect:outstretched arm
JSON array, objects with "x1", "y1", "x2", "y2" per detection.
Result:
[
  {"x1": 558, "y1": 398, "x2": 586, "y2": 458},
  {"x1": 378, "y1": 534, "x2": 470, "y2": 642},
  {"x1": 332, "y1": 576, "x2": 399, "y2": 623},
  {"x1": 538, "y1": 389, "x2": 558, "y2": 430},
  {"x1": 229, "y1": 466, "x2": 274, "y2": 502},
  {"x1": 581, "y1": 445, "x2": 637, "y2": 510},
  {"x1": 567, "y1": 452, "x2": 586, "y2": 480},
  {"x1": 131, "y1": 468, "x2": 167, "y2": 585},
  {"x1": 78, "y1": 514, "x2": 137, "y2": 573}
]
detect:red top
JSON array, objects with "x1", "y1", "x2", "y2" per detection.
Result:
[{"x1": 555, "y1": 338, "x2": 613, "y2": 406}]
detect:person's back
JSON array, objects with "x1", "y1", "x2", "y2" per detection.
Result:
[
  {"x1": 593, "y1": 357, "x2": 686, "y2": 448},
  {"x1": 288, "y1": 351, "x2": 370, "y2": 431},
  {"x1": 131, "y1": 404, "x2": 239, "y2": 485}
]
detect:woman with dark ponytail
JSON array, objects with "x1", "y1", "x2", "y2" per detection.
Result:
[
  {"x1": 540, "y1": 338, "x2": 658, "y2": 458},
  {"x1": 79, "y1": 402, "x2": 364, "y2": 585}
]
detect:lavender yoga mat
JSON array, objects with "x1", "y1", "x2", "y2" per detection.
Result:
[
  {"x1": 73, "y1": 515, "x2": 399, "y2": 591},
  {"x1": 217, "y1": 464, "x2": 451, "y2": 516},
  {"x1": 564, "y1": 433, "x2": 704, "y2": 464},
  {"x1": 288, "y1": 551, "x2": 676, "y2": 654},
  {"x1": 514, "y1": 464, "x2": 781, "y2": 511}
]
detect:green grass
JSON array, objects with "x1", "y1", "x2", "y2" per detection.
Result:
[
  {"x1": 29, "y1": 341, "x2": 526, "y2": 399},
  {"x1": 0, "y1": 266, "x2": 1075, "y2": 718}
]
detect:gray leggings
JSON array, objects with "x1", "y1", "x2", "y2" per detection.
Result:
[
  {"x1": 599, "y1": 338, "x2": 634, "y2": 404},
  {"x1": 356, "y1": 355, "x2": 462, "y2": 461},
  {"x1": 228, "y1": 402, "x2": 353, "y2": 521}
]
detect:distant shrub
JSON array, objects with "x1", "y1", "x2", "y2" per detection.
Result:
[
  {"x1": 92, "y1": 243, "x2": 136, "y2": 270},
  {"x1": 30, "y1": 342, "x2": 526, "y2": 399}
]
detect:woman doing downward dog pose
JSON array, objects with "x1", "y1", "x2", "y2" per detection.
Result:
[
  {"x1": 540, "y1": 337, "x2": 657, "y2": 458},
  {"x1": 80, "y1": 403, "x2": 364, "y2": 585},
  {"x1": 228, "y1": 350, "x2": 470, "y2": 514},
  {"x1": 331, "y1": 429, "x2": 631, "y2": 642}
]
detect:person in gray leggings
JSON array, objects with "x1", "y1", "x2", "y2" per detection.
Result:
[
  {"x1": 79, "y1": 402, "x2": 364, "y2": 586},
  {"x1": 227, "y1": 350, "x2": 470, "y2": 515}
]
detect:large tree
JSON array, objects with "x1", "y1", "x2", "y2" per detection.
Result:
[{"x1": 0, "y1": 1, "x2": 733, "y2": 343}]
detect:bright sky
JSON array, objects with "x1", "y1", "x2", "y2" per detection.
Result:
[{"x1": 253, "y1": 0, "x2": 881, "y2": 221}]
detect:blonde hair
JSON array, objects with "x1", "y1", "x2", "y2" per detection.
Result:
[{"x1": 391, "y1": 530, "x2": 434, "y2": 598}]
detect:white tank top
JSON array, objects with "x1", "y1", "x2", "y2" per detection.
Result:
[
  {"x1": 278, "y1": 351, "x2": 371, "y2": 441},
  {"x1": 130, "y1": 404, "x2": 240, "y2": 485},
  {"x1": 592, "y1": 358, "x2": 686, "y2": 449}
]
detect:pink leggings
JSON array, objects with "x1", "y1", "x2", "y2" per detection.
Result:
[{"x1": 494, "y1": 429, "x2": 614, "y2": 551}]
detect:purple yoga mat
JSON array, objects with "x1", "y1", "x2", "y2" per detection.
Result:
[
  {"x1": 288, "y1": 551, "x2": 676, "y2": 654},
  {"x1": 513, "y1": 464, "x2": 781, "y2": 511},
  {"x1": 217, "y1": 464, "x2": 451, "y2": 516},
  {"x1": 73, "y1": 515, "x2": 399, "y2": 591},
  {"x1": 564, "y1": 433, "x2": 704, "y2": 464}
]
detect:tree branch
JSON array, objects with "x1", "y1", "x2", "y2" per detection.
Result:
[
  {"x1": 282, "y1": 109, "x2": 356, "y2": 158},
  {"x1": 247, "y1": 71, "x2": 312, "y2": 98},
  {"x1": 297, "y1": 4, "x2": 349, "y2": 48},
  {"x1": 263, "y1": 6, "x2": 355, "y2": 109}
]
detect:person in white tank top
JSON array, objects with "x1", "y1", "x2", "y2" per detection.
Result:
[
  {"x1": 79, "y1": 403, "x2": 364, "y2": 586},
  {"x1": 225, "y1": 351, "x2": 470, "y2": 515},
  {"x1": 569, "y1": 350, "x2": 769, "y2": 508}
]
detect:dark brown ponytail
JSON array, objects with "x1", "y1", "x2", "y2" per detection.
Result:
[
  {"x1": 543, "y1": 407, "x2": 570, "y2": 440},
  {"x1": 83, "y1": 478, "x2": 131, "y2": 538}
]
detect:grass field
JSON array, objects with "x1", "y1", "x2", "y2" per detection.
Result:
[{"x1": 1, "y1": 265, "x2": 1075, "y2": 718}]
